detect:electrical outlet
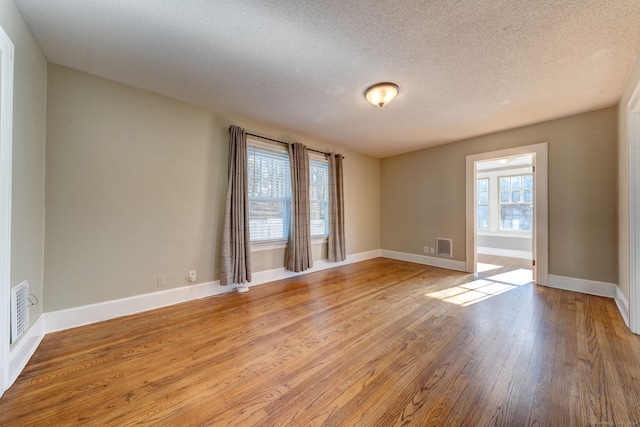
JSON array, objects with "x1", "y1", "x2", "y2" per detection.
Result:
[
  {"x1": 189, "y1": 270, "x2": 196, "y2": 282},
  {"x1": 424, "y1": 246, "x2": 429, "y2": 253},
  {"x1": 157, "y1": 275, "x2": 167, "y2": 287}
]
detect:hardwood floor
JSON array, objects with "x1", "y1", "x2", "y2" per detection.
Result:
[
  {"x1": 477, "y1": 253, "x2": 533, "y2": 271},
  {"x1": 1, "y1": 258, "x2": 639, "y2": 426}
]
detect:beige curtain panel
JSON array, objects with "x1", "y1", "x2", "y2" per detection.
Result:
[
  {"x1": 286, "y1": 142, "x2": 313, "y2": 272},
  {"x1": 220, "y1": 125, "x2": 252, "y2": 286},
  {"x1": 328, "y1": 153, "x2": 346, "y2": 262}
]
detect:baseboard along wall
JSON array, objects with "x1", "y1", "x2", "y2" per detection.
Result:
[{"x1": 379, "y1": 249, "x2": 467, "y2": 271}]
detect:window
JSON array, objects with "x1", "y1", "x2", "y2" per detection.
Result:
[
  {"x1": 247, "y1": 142, "x2": 329, "y2": 242},
  {"x1": 499, "y1": 174, "x2": 533, "y2": 231},
  {"x1": 247, "y1": 144, "x2": 291, "y2": 241},
  {"x1": 476, "y1": 178, "x2": 489, "y2": 230},
  {"x1": 309, "y1": 159, "x2": 329, "y2": 236}
]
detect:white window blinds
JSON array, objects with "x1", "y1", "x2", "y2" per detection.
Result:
[
  {"x1": 247, "y1": 144, "x2": 291, "y2": 241},
  {"x1": 247, "y1": 142, "x2": 329, "y2": 242}
]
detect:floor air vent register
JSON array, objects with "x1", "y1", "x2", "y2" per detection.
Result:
[
  {"x1": 437, "y1": 238, "x2": 453, "y2": 257},
  {"x1": 11, "y1": 281, "x2": 29, "y2": 343}
]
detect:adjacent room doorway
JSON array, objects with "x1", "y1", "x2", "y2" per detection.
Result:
[
  {"x1": 466, "y1": 143, "x2": 548, "y2": 285},
  {"x1": 475, "y1": 155, "x2": 534, "y2": 281}
]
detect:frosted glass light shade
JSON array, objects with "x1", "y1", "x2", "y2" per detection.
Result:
[{"x1": 364, "y1": 82, "x2": 399, "y2": 107}]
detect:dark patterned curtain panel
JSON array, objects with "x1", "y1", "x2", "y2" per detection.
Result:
[
  {"x1": 220, "y1": 125, "x2": 251, "y2": 286},
  {"x1": 327, "y1": 153, "x2": 346, "y2": 262},
  {"x1": 286, "y1": 142, "x2": 313, "y2": 272}
]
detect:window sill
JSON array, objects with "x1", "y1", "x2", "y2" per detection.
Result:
[
  {"x1": 250, "y1": 236, "x2": 328, "y2": 252},
  {"x1": 477, "y1": 231, "x2": 533, "y2": 237}
]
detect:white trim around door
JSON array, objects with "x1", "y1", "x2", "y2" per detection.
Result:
[
  {"x1": 627, "y1": 79, "x2": 640, "y2": 334},
  {"x1": 0, "y1": 24, "x2": 14, "y2": 397},
  {"x1": 465, "y1": 143, "x2": 548, "y2": 285}
]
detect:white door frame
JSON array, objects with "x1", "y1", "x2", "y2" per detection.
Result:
[
  {"x1": 627, "y1": 81, "x2": 640, "y2": 334},
  {"x1": 465, "y1": 143, "x2": 548, "y2": 285},
  {"x1": 0, "y1": 25, "x2": 14, "y2": 396}
]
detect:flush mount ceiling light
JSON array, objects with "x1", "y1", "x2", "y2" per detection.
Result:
[{"x1": 364, "y1": 82, "x2": 400, "y2": 107}]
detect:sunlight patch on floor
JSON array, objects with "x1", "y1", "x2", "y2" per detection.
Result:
[
  {"x1": 477, "y1": 262, "x2": 503, "y2": 273},
  {"x1": 486, "y1": 269, "x2": 532, "y2": 286},
  {"x1": 460, "y1": 279, "x2": 494, "y2": 290},
  {"x1": 426, "y1": 279, "x2": 516, "y2": 307},
  {"x1": 425, "y1": 268, "x2": 532, "y2": 307}
]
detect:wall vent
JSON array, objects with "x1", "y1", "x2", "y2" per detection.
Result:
[
  {"x1": 11, "y1": 281, "x2": 29, "y2": 343},
  {"x1": 437, "y1": 238, "x2": 453, "y2": 257}
]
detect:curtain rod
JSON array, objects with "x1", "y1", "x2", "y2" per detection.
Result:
[{"x1": 245, "y1": 132, "x2": 344, "y2": 158}]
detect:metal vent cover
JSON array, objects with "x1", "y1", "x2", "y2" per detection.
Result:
[
  {"x1": 11, "y1": 281, "x2": 29, "y2": 343},
  {"x1": 437, "y1": 238, "x2": 453, "y2": 257}
]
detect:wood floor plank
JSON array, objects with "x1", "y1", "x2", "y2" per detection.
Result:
[
  {"x1": 426, "y1": 281, "x2": 538, "y2": 427},
  {"x1": 1, "y1": 258, "x2": 640, "y2": 426}
]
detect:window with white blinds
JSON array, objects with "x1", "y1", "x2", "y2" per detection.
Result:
[
  {"x1": 309, "y1": 159, "x2": 329, "y2": 236},
  {"x1": 247, "y1": 142, "x2": 328, "y2": 242}
]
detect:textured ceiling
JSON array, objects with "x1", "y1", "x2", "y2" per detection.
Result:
[{"x1": 14, "y1": 0, "x2": 640, "y2": 157}]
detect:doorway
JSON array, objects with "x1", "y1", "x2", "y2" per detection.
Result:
[
  {"x1": 475, "y1": 155, "x2": 534, "y2": 281},
  {"x1": 0, "y1": 24, "x2": 14, "y2": 396},
  {"x1": 465, "y1": 143, "x2": 548, "y2": 285}
]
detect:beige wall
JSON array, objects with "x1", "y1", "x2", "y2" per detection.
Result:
[
  {"x1": 0, "y1": 0, "x2": 47, "y2": 334},
  {"x1": 381, "y1": 107, "x2": 618, "y2": 284},
  {"x1": 34, "y1": 42, "x2": 627, "y2": 312},
  {"x1": 618, "y1": 50, "x2": 640, "y2": 302},
  {"x1": 44, "y1": 65, "x2": 380, "y2": 311}
]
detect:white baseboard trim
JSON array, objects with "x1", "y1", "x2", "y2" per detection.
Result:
[
  {"x1": 477, "y1": 247, "x2": 532, "y2": 260},
  {"x1": 9, "y1": 315, "x2": 46, "y2": 386},
  {"x1": 379, "y1": 250, "x2": 467, "y2": 272},
  {"x1": 248, "y1": 249, "x2": 381, "y2": 286},
  {"x1": 546, "y1": 274, "x2": 617, "y2": 298},
  {"x1": 615, "y1": 287, "x2": 630, "y2": 327},
  {"x1": 44, "y1": 249, "x2": 382, "y2": 334},
  {"x1": 45, "y1": 280, "x2": 231, "y2": 333}
]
